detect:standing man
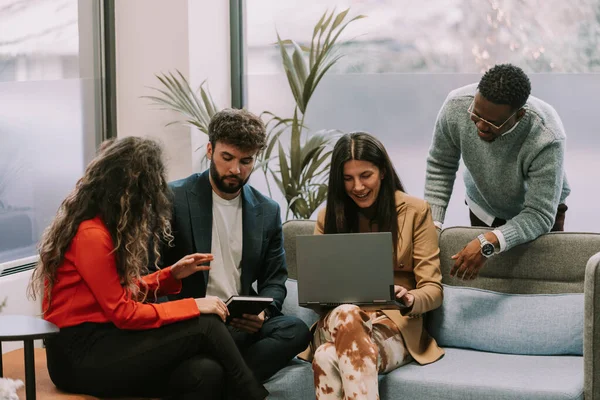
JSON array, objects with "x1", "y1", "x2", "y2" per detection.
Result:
[
  {"x1": 424, "y1": 64, "x2": 570, "y2": 280},
  {"x1": 164, "y1": 108, "x2": 311, "y2": 382}
]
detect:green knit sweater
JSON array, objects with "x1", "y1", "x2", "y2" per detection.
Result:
[{"x1": 424, "y1": 83, "x2": 570, "y2": 251}]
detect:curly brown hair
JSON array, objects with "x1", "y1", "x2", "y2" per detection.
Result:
[
  {"x1": 208, "y1": 108, "x2": 266, "y2": 152},
  {"x1": 29, "y1": 136, "x2": 174, "y2": 308}
]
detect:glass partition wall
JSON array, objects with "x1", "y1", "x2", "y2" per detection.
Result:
[
  {"x1": 245, "y1": 0, "x2": 600, "y2": 231},
  {"x1": 0, "y1": 0, "x2": 106, "y2": 267}
]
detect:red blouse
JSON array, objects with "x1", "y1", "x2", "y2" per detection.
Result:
[{"x1": 43, "y1": 217, "x2": 200, "y2": 329}]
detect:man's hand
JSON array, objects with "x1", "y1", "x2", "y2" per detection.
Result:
[
  {"x1": 394, "y1": 285, "x2": 415, "y2": 308},
  {"x1": 195, "y1": 296, "x2": 229, "y2": 322},
  {"x1": 450, "y1": 238, "x2": 486, "y2": 280},
  {"x1": 171, "y1": 253, "x2": 214, "y2": 280},
  {"x1": 230, "y1": 312, "x2": 265, "y2": 334}
]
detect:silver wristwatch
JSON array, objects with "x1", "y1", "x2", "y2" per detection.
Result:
[{"x1": 477, "y1": 234, "x2": 496, "y2": 258}]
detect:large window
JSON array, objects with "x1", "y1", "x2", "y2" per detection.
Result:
[
  {"x1": 248, "y1": 0, "x2": 600, "y2": 74},
  {"x1": 0, "y1": 0, "x2": 106, "y2": 265},
  {"x1": 246, "y1": 0, "x2": 600, "y2": 231}
]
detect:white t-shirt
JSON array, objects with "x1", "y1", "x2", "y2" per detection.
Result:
[{"x1": 205, "y1": 191, "x2": 243, "y2": 300}]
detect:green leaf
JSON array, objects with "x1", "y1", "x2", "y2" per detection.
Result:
[
  {"x1": 289, "y1": 109, "x2": 302, "y2": 181},
  {"x1": 270, "y1": 168, "x2": 285, "y2": 194},
  {"x1": 277, "y1": 33, "x2": 304, "y2": 112},
  {"x1": 292, "y1": 41, "x2": 309, "y2": 86},
  {"x1": 142, "y1": 70, "x2": 220, "y2": 135},
  {"x1": 143, "y1": 95, "x2": 180, "y2": 110},
  {"x1": 200, "y1": 84, "x2": 216, "y2": 117},
  {"x1": 323, "y1": 9, "x2": 350, "y2": 50},
  {"x1": 331, "y1": 8, "x2": 349, "y2": 31},
  {"x1": 289, "y1": 196, "x2": 309, "y2": 219},
  {"x1": 320, "y1": 8, "x2": 335, "y2": 35},
  {"x1": 163, "y1": 73, "x2": 196, "y2": 117},
  {"x1": 277, "y1": 39, "x2": 310, "y2": 52},
  {"x1": 264, "y1": 126, "x2": 287, "y2": 162},
  {"x1": 175, "y1": 72, "x2": 207, "y2": 126},
  {"x1": 311, "y1": 54, "x2": 344, "y2": 95},
  {"x1": 301, "y1": 150, "x2": 331, "y2": 187},
  {"x1": 327, "y1": 15, "x2": 367, "y2": 51},
  {"x1": 310, "y1": 10, "x2": 328, "y2": 68},
  {"x1": 315, "y1": 9, "x2": 335, "y2": 65},
  {"x1": 150, "y1": 84, "x2": 190, "y2": 112},
  {"x1": 277, "y1": 142, "x2": 290, "y2": 193}
]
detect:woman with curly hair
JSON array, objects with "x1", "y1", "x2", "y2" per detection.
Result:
[{"x1": 29, "y1": 137, "x2": 267, "y2": 400}]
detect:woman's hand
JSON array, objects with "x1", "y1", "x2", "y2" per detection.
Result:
[
  {"x1": 195, "y1": 296, "x2": 229, "y2": 323},
  {"x1": 171, "y1": 253, "x2": 214, "y2": 280},
  {"x1": 394, "y1": 285, "x2": 415, "y2": 308}
]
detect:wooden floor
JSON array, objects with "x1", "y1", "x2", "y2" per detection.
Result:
[{"x1": 3, "y1": 348, "x2": 155, "y2": 400}]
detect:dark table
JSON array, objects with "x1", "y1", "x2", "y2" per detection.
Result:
[{"x1": 0, "y1": 315, "x2": 59, "y2": 400}]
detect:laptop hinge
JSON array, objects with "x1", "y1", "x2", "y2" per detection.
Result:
[{"x1": 372, "y1": 300, "x2": 388, "y2": 303}]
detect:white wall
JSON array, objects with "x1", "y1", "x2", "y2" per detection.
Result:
[
  {"x1": 188, "y1": 0, "x2": 232, "y2": 172},
  {"x1": 114, "y1": 0, "x2": 192, "y2": 181},
  {"x1": 115, "y1": 0, "x2": 232, "y2": 180}
]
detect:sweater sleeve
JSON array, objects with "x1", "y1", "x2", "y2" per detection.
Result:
[
  {"x1": 424, "y1": 98, "x2": 462, "y2": 225},
  {"x1": 497, "y1": 139, "x2": 566, "y2": 250},
  {"x1": 72, "y1": 227, "x2": 200, "y2": 330},
  {"x1": 406, "y1": 202, "x2": 444, "y2": 316}
]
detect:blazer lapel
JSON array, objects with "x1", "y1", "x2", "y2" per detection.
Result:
[
  {"x1": 240, "y1": 186, "x2": 263, "y2": 295},
  {"x1": 187, "y1": 171, "x2": 213, "y2": 285}
]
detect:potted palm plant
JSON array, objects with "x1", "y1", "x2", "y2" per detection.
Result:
[{"x1": 145, "y1": 9, "x2": 364, "y2": 220}]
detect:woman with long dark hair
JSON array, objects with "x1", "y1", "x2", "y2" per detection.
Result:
[
  {"x1": 304, "y1": 132, "x2": 444, "y2": 400},
  {"x1": 29, "y1": 137, "x2": 267, "y2": 400}
]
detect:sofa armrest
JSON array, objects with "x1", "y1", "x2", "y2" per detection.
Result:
[
  {"x1": 282, "y1": 279, "x2": 319, "y2": 328},
  {"x1": 585, "y1": 252, "x2": 600, "y2": 400}
]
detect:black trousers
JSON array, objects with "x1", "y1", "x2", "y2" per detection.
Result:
[
  {"x1": 45, "y1": 315, "x2": 268, "y2": 400},
  {"x1": 469, "y1": 203, "x2": 568, "y2": 232},
  {"x1": 228, "y1": 315, "x2": 311, "y2": 382}
]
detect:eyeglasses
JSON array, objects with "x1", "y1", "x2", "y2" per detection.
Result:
[{"x1": 467, "y1": 100, "x2": 519, "y2": 130}]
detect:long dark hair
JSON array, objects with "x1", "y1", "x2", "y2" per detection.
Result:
[
  {"x1": 323, "y1": 132, "x2": 405, "y2": 254},
  {"x1": 29, "y1": 137, "x2": 173, "y2": 307}
]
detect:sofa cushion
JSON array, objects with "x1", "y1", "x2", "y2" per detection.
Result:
[
  {"x1": 282, "y1": 279, "x2": 320, "y2": 328},
  {"x1": 379, "y1": 347, "x2": 583, "y2": 400},
  {"x1": 264, "y1": 358, "x2": 316, "y2": 400},
  {"x1": 427, "y1": 284, "x2": 584, "y2": 356},
  {"x1": 264, "y1": 348, "x2": 584, "y2": 400}
]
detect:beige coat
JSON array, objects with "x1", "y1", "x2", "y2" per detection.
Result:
[{"x1": 299, "y1": 191, "x2": 444, "y2": 365}]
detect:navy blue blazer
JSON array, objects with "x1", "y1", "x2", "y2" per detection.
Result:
[{"x1": 163, "y1": 170, "x2": 288, "y2": 315}]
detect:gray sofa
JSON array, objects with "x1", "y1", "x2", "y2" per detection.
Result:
[{"x1": 264, "y1": 221, "x2": 600, "y2": 400}]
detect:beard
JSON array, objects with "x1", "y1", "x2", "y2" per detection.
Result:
[{"x1": 209, "y1": 161, "x2": 249, "y2": 194}]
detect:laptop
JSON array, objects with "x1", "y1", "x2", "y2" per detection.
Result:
[{"x1": 295, "y1": 232, "x2": 407, "y2": 309}]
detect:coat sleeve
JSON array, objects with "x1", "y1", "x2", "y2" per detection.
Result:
[{"x1": 405, "y1": 202, "x2": 444, "y2": 316}]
